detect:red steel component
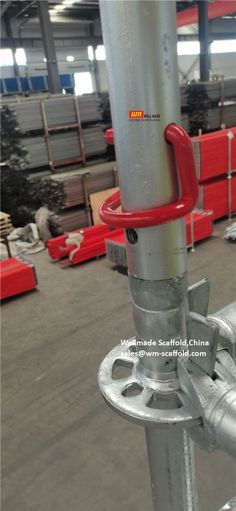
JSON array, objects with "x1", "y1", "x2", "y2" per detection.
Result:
[
  {"x1": 105, "y1": 210, "x2": 213, "y2": 255},
  {"x1": 100, "y1": 123, "x2": 198, "y2": 228},
  {"x1": 185, "y1": 210, "x2": 213, "y2": 245},
  {"x1": 0, "y1": 257, "x2": 37, "y2": 300},
  {"x1": 60, "y1": 237, "x2": 107, "y2": 267},
  {"x1": 47, "y1": 224, "x2": 113, "y2": 266},
  {"x1": 192, "y1": 127, "x2": 236, "y2": 183},
  {"x1": 177, "y1": 1, "x2": 236, "y2": 27},
  {"x1": 199, "y1": 174, "x2": 236, "y2": 220},
  {"x1": 47, "y1": 224, "x2": 110, "y2": 260},
  {"x1": 105, "y1": 128, "x2": 115, "y2": 145}
]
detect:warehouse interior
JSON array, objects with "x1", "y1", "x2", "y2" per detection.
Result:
[{"x1": 1, "y1": 1, "x2": 236, "y2": 511}]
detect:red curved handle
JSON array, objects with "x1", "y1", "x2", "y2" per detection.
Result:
[
  {"x1": 105, "y1": 128, "x2": 114, "y2": 145},
  {"x1": 100, "y1": 123, "x2": 198, "y2": 228}
]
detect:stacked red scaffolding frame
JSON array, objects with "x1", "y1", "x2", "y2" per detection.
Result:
[{"x1": 193, "y1": 127, "x2": 236, "y2": 219}]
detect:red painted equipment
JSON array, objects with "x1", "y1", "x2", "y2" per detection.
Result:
[
  {"x1": 199, "y1": 174, "x2": 236, "y2": 220},
  {"x1": 105, "y1": 209, "x2": 213, "y2": 261},
  {"x1": 192, "y1": 128, "x2": 236, "y2": 183},
  {"x1": 0, "y1": 257, "x2": 37, "y2": 300},
  {"x1": 105, "y1": 129, "x2": 115, "y2": 145},
  {"x1": 47, "y1": 224, "x2": 113, "y2": 267},
  {"x1": 177, "y1": 1, "x2": 236, "y2": 27},
  {"x1": 100, "y1": 123, "x2": 198, "y2": 228}
]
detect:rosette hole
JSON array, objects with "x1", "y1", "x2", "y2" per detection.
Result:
[
  {"x1": 148, "y1": 392, "x2": 182, "y2": 410},
  {"x1": 112, "y1": 359, "x2": 133, "y2": 380},
  {"x1": 126, "y1": 229, "x2": 138, "y2": 244},
  {"x1": 122, "y1": 383, "x2": 143, "y2": 397}
]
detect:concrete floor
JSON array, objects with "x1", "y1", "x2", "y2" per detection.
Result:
[{"x1": 2, "y1": 219, "x2": 236, "y2": 511}]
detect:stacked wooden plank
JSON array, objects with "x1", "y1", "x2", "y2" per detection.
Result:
[
  {"x1": 49, "y1": 162, "x2": 117, "y2": 231},
  {"x1": 57, "y1": 208, "x2": 91, "y2": 231},
  {"x1": 0, "y1": 212, "x2": 13, "y2": 237},
  {"x1": 52, "y1": 162, "x2": 116, "y2": 208},
  {"x1": 193, "y1": 128, "x2": 236, "y2": 219}
]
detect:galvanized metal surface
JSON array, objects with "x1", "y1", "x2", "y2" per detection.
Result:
[
  {"x1": 100, "y1": 0, "x2": 186, "y2": 281},
  {"x1": 98, "y1": 1, "x2": 236, "y2": 510},
  {"x1": 146, "y1": 427, "x2": 198, "y2": 511},
  {"x1": 98, "y1": 339, "x2": 200, "y2": 427},
  {"x1": 219, "y1": 497, "x2": 236, "y2": 511}
]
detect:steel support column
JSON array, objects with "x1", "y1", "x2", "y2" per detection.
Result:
[
  {"x1": 4, "y1": 12, "x2": 20, "y2": 80},
  {"x1": 146, "y1": 428, "x2": 198, "y2": 511},
  {"x1": 98, "y1": 2, "x2": 236, "y2": 510},
  {"x1": 198, "y1": 0, "x2": 210, "y2": 81},
  {"x1": 37, "y1": 0, "x2": 61, "y2": 94},
  {"x1": 99, "y1": 2, "x2": 197, "y2": 510}
]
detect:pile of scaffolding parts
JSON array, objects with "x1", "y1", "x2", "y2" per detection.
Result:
[{"x1": 47, "y1": 127, "x2": 236, "y2": 267}]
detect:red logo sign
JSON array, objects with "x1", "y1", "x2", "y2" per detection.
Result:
[{"x1": 129, "y1": 110, "x2": 144, "y2": 119}]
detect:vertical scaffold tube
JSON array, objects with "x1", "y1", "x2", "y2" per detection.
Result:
[
  {"x1": 146, "y1": 428, "x2": 198, "y2": 511},
  {"x1": 99, "y1": 1, "x2": 198, "y2": 510}
]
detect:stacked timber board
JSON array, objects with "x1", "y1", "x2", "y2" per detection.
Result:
[
  {"x1": 193, "y1": 128, "x2": 236, "y2": 219},
  {"x1": 51, "y1": 161, "x2": 117, "y2": 231},
  {"x1": 57, "y1": 208, "x2": 91, "y2": 231},
  {"x1": 52, "y1": 162, "x2": 117, "y2": 208},
  {"x1": 0, "y1": 212, "x2": 13, "y2": 237}
]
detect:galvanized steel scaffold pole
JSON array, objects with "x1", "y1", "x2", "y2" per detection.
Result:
[{"x1": 98, "y1": 2, "x2": 236, "y2": 511}]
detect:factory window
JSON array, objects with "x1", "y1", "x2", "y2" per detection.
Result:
[
  {"x1": 177, "y1": 41, "x2": 200, "y2": 56},
  {"x1": 74, "y1": 72, "x2": 93, "y2": 96},
  {"x1": 95, "y1": 45, "x2": 106, "y2": 61},
  {"x1": 87, "y1": 45, "x2": 95, "y2": 61},
  {"x1": 0, "y1": 48, "x2": 14, "y2": 66},
  {"x1": 66, "y1": 55, "x2": 75, "y2": 62},
  {"x1": 210, "y1": 39, "x2": 236, "y2": 54},
  {"x1": 15, "y1": 48, "x2": 27, "y2": 66}
]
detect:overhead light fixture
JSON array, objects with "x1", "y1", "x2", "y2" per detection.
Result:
[
  {"x1": 63, "y1": 0, "x2": 76, "y2": 5},
  {"x1": 67, "y1": 55, "x2": 75, "y2": 62}
]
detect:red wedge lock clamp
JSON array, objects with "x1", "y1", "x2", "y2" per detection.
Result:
[{"x1": 100, "y1": 123, "x2": 198, "y2": 228}]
